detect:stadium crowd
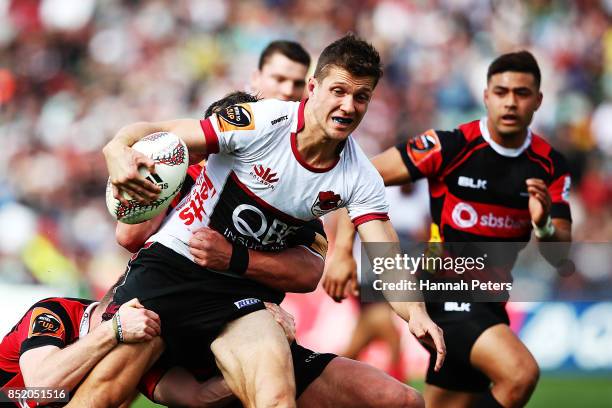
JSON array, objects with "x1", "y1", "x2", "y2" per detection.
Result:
[{"x1": 0, "y1": 0, "x2": 610, "y2": 298}]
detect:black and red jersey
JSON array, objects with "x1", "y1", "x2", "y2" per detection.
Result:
[
  {"x1": 0, "y1": 297, "x2": 166, "y2": 406},
  {"x1": 0, "y1": 297, "x2": 94, "y2": 406},
  {"x1": 397, "y1": 118, "x2": 571, "y2": 269}
]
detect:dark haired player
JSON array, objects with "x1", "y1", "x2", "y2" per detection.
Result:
[
  {"x1": 83, "y1": 35, "x2": 445, "y2": 408},
  {"x1": 330, "y1": 50, "x2": 572, "y2": 408},
  {"x1": 251, "y1": 40, "x2": 311, "y2": 102}
]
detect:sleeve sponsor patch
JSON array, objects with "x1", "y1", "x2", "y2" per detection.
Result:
[
  {"x1": 407, "y1": 129, "x2": 441, "y2": 165},
  {"x1": 216, "y1": 104, "x2": 255, "y2": 132},
  {"x1": 28, "y1": 307, "x2": 65, "y2": 340}
]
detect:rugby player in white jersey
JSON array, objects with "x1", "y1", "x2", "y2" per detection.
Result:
[{"x1": 85, "y1": 34, "x2": 445, "y2": 408}]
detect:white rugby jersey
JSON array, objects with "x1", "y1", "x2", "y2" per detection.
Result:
[{"x1": 149, "y1": 99, "x2": 389, "y2": 261}]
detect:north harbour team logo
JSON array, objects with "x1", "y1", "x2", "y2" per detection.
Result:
[{"x1": 311, "y1": 191, "x2": 344, "y2": 216}]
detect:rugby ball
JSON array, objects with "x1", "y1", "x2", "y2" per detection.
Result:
[{"x1": 106, "y1": 132, "x2": 189, "y2": 224}]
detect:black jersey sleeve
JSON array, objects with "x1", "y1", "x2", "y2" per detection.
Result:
[
  {"x1": 396, "y1": 128, "x2": 467, "y2": 180},
  {"x1": 20, "y1": 300, "x2": 71, "y2": 355},
  {"x1": 548, "y1": 150, "x2": 572, "y2": 221},
  {"x1": 287, "y1": 219, "x2": 328, "y2": 260}
]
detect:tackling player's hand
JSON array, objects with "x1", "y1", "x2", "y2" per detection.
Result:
[
  {"x1": 189, "y1": 227, "x2": 232, "y2": 270},
  {"x1": 526, "y1": 178, "x2": 551, "y2": 227},
  {"x1": 104, "y1": 141, "x2": 160, "y2": 205},
  {"x1": 115, "y1": 298, "x2": 162, "y2": 343},
  {"x1": 264, "y1": 302, "x2": 296, "y2": 343},
  {"x1": 406, "y1": 306, "x2": 446, "y2": 372},
  {"x1": 322, "y1": 251, "x2": 358, "y2": 302}
]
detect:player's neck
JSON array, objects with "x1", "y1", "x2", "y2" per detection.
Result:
[
  {"x1": 298, "y1": 109, "x2": 343, "y2": 168},
  {"x1": 487, "y1": 120, "x2": 528, "y2": 149}
]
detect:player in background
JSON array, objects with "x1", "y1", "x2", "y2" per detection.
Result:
[
  {"x1": 94, "y1": 34, "x2": 444, "y2": 408},
  {"x1": 250, "y1": 40, "x2": 310, "y2": 102},
  {"x1": 328, "y1": 51, "x2": 572, "y2": 408}
]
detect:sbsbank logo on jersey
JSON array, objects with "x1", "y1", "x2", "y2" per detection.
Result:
[
  {"x1": 225, "y1": 204, "x2": 299, "y2": 250},
  {"x1": 451, "y1": 202, "x2": 529, "y2": 230}
]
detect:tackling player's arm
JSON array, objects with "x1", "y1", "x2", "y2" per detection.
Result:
[
  {"x1": 355, "y1": 219, "x2": 446, "y2": 372},
  {"x1": 19, "y1": 299, "x2": 160, "y2": 393},
  {"x1": 116, "y1": 212, "x2": 166, "y2": 252},
  {"x1": 103, "y1": 119, "x2": 206, "y2": 204},
  {"x1": 188, "y1": 222, "x2": 326, "y2": 293}
]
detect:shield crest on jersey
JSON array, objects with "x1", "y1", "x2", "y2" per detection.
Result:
[{"x1": 311, "y1": 191, "x2": 344, "y2": 216}]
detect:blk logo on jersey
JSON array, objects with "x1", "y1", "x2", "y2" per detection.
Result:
[
  {"x1": 458, "y1": 176, "x2": 487, "y2": 190},
  {"x1": 444, "y1": 302, "x2": 471, "y2": 312},
  {"x1": 217, "y1": 104, "x2": 255, "y2": 132},
  {"x1": 407, "y1": 129, "x2": 441, "y2": 165},
  {"x1": 250, "y1": 164, "x2": 279, "y2": 188},
  {"x1": 28, "y1": 307, "x2": 64, "y2": 339},
  {"x1": 311, "y1": 191, "x2": 343, "y2": 216}
]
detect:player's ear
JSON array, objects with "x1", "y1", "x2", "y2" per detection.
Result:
[
  {"x1": 535, "y1": 91, "x2": 543, "y2": 111},
  {"x1": 307, "y1": 76, "x2": 317, "y2": 96},
  {"x1": 483, "y1": 88, "x2": 489, "y2": 108}
]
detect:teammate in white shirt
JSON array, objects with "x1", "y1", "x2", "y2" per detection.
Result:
[{"x1": 92, "y1": 34, "x2": 445, "y2": 408}]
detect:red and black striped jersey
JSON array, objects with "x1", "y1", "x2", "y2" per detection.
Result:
[{"x1": 397, "y1": 118, "x2": 571, "y2": 243}]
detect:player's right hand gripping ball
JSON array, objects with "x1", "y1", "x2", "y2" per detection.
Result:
[{"x1": 106, "y1": 132, "x2": 188, "y2": 224}]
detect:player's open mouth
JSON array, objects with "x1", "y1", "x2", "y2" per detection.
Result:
[
  {"x1": 501, "y1": 114, "x2": 518, "y2": 123},
  {"x1": 332, "y1": 117, "x2": 353, "y2": 125}
]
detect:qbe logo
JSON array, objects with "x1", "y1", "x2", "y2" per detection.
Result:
[{"x1": 451, "y1": 202, "x2": 478, "y2": 228}]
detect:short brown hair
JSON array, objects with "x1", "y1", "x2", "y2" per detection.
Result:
[{"x1": 314, "y1": 34, "x2": 383, "y2": 86}]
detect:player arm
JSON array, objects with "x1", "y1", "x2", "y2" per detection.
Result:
[
  {"x1": 189, "y1": 225, "x2": 325, "y2": 293},
  {"x1": 116, "y1": 212, "x2": 166, "y2": 252},
  {"x1": 20, "y1": 299, "x2": 160, "y2": 394},
  {"x1": 371, "y1": 147, "x2": 412, "y2": 186},
  {"x1": 322, "y1": 208, "x2": 358, "y2": 301},
  {"x1": 244, "y1": 246, "x2": 324, "y2": 293},
  {"x1": 19, "y1": 321, "x2": 118, "y2": 391},
  {"x1": 356, "y1": 219, "x2": 446, "y2": 372},
  {"x1": 103, "y1": 119, "x2": 205, "y2": 203},
  {"x1": 526, "y1": 172, "x2": 572, "y2": 266}
]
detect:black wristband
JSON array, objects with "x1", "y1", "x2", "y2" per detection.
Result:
[{"x1": 229, "y1": 243, "x2": 249, "y2": 275}]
